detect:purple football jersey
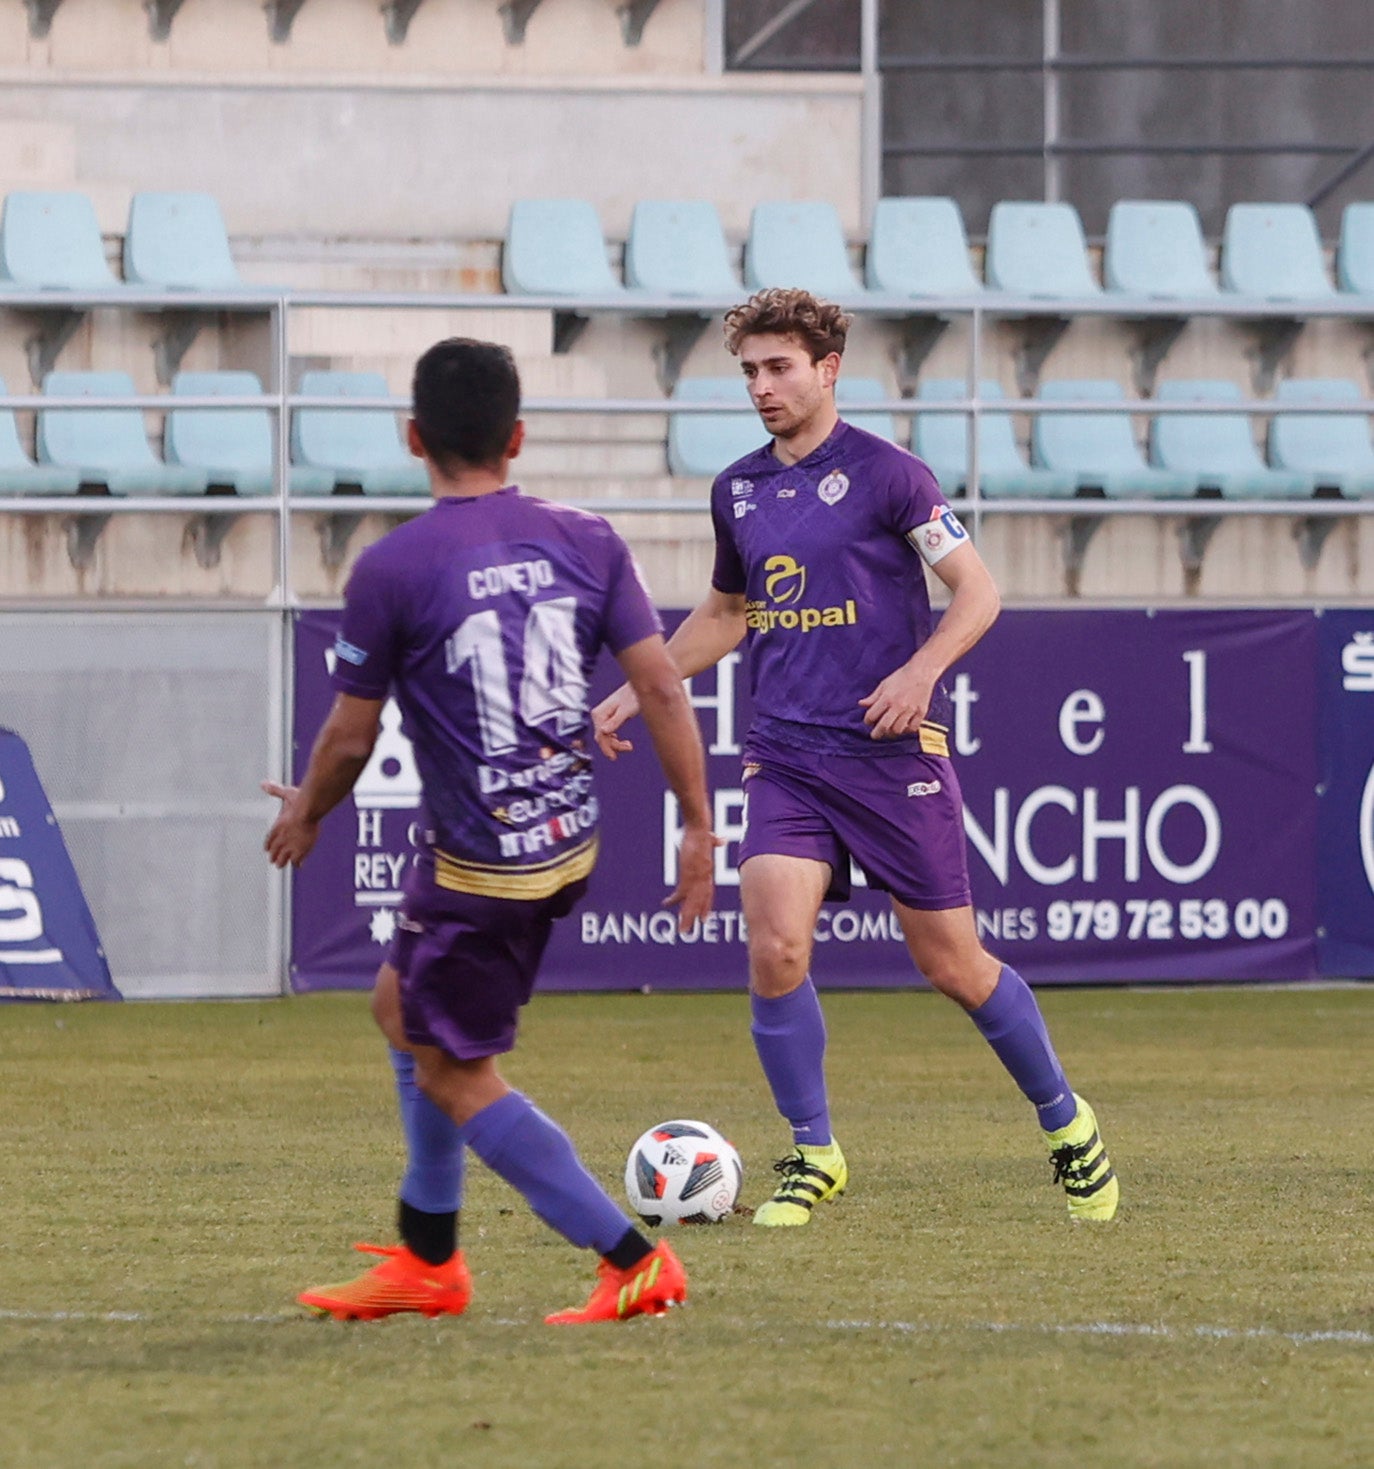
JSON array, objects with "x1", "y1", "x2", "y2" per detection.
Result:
[
  {"x1": 711, "y1": 420, "x2": 966, "y2": 754},
  {"x1": 332, "y1": 487, "x2": 661, "y2": 897}
]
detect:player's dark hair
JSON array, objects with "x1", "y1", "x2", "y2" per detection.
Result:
[
  {"x1": 723, "y1": 288, "x2": 852, "y2": 360},
  {"x1": 412, "y1": 337, "x2": 521, "y2": 472}
]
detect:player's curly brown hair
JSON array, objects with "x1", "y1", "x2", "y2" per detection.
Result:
[{"x1": 722, "y1": 288, "x2": 852, "y2": 360}]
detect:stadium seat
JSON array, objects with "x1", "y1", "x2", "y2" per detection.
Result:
[
  {"x1": 123, "y1": 192, "x2": 243, "y2": 290},
  {"x1": 836, "y1": 378, "x2": 898, "y2": 442},
  {"x1": 667, "y1": 377, "x2": 763, "y2": 477},
  {"x1": 1033, "y1": 379, "x2": 1195, "y2": 498},
  {"x1": 1151, "y1": 379, "x2": 1312, "y2": 499},
  {"x1": 1270, "y1": 378, "x2": 1374, "y2": 497},
  {"x1": 743, "y1": 201, "x2": 865, "y2": 301},
  {"x1": 1336, "y1": 202, "x2": 1374, "y2": 296},
  {"x1": 37, "y1": 371, "x2": 209, "y2": 495},
  {"x1": 984, "y1": 201, "x2": 1101, "y2": 297},
  {"x1": 914, "y1": 379, "x2": 1076, "y2": 499},
  {"x1": 1103, "y1": 200, "x2": 1219, "y2": 298},
  {"x1": 1220, "y1": 203, "x2": 1335, "y2": 298},
  {"x1": 0, "y1": 376, "x2": 82, "y2": 495},
  {"x1": 0, "y1": 191, "x2": 120, "y2": 289},
  {"x1": 865, "y1": 197, "x2": 982, "y2": 298},
  {"x1": 502, "y1": 199, "x2": 623, "y2": 296},
  {"x1": 167, "y1": 372, "x2": 335, "y2": 496},
  {"x1": 624, "y1": 200, "x2": 740, "y2": 296},
  {"x1": 291, "y1": 371, "x2": 428, "y2": 495}
]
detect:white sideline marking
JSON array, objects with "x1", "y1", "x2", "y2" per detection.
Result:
[
  {"x1": 2, "y1": 1308, "x2": 1370, "y2": 1347},
  {"x1": 826, "y1": 1319, "x2": 1374, "y2": 1347}
]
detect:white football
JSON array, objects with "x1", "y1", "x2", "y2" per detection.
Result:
[{"x1": 624, "y1": 1119, "x2": 743, "y2": 1226}]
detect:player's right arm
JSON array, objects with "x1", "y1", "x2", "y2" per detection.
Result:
[
  {"x1": 612, "y1": 632, "x2": 719, "y2": 930},
  {"x1": 264, "y1": 692, "x2": 384, "y2": 867},
  {"x1": 592, "y1": 587, "x2": 747, "y2": 759}
]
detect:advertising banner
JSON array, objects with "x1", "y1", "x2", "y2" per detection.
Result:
[
  {"x1": 291, "y1": 608, "x2": 1320, "y2": 991},
  {"x1": 1316, "y1": 609, "x2": 1374, "y2": 977},
  {"x1": 0, "y1": 728, "x2": 119, "y2": 1001}
]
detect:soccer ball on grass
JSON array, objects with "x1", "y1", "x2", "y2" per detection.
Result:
[{"x1": 624, "y1": 1119, "x2": 743, "y2": 1226}]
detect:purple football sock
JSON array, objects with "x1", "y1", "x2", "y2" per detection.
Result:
[
  {"x1": 968, "y1": 966, "x2": 1078, "y2": 1132},
  {"x1": 460, "y1": 1090, "x2": 632, "y2": 1255},
  {"x1": 750, "y1": 977, "x2": 832, "y2": 1146},
  {"x1": 388, "y1": 1047, "x2": 465, "y2": 1213}
]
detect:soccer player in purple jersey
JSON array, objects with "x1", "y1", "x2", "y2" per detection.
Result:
[
  {"x1": 594, "y1": 289, "x2": 1118, "y2": 1226},
  {"x1": 265, "y1": 338, "x2": 718, "y2": 1323}
]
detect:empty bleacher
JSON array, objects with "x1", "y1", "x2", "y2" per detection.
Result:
[{"x1": 4, "y1": 177, "x2": 1374, "y2": 603}]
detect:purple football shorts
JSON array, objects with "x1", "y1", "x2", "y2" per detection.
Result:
[
  {"x1": 386, "y1": 855, "x2": 587, "y2": 1060},
  {"x1": 737, "y1": 744, "x2": 973, "y2": 910}
]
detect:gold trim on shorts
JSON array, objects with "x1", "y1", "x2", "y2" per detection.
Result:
[{"x1": 433, "y1": 836, "x2": 599, "y2": 900}]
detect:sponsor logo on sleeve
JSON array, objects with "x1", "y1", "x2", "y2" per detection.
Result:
[
  {"x1": 907, "y1": 779, "x2": 943, "y2": 797},
  {"x1": 333, "y1": 637, "x2": 369, "y2": 667}
]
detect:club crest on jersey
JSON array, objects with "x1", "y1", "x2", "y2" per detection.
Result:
[
  {"x1": 731, "y1": 478, "x2": 754, "y2": 497},
  {"x1": 817, "y1": 470, "x2": 849, "y2": 505}
]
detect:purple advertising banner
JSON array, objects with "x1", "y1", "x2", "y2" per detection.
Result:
[{"x1": 290, "y1": 608, "x2": 1320, "y2": 992}]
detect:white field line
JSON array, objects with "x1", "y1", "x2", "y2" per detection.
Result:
[{"x1": 1, "y1": 1307, "x2": 1371, "y2": 1346}]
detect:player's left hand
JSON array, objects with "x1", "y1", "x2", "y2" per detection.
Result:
[
  {"x1": 859, "y1": 665, "x2": 934, "y2": 740},
  {"x1": 262, "y1": 779, "x2": 320, "y2": 867},
  {"x1": 661, "y1": 825, "x2": 721, "y2": 933}
]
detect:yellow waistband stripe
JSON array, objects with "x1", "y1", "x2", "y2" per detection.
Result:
[
  {"x1": 918, "y1": 721, "x2": 950, "y2": 757},
  {"x1": 433, "y1": 836, "x2": 599, "y2": 900}
]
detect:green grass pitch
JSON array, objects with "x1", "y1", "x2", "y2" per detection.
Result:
[{"x1": 2, "y1": 985, "x2": 1372, "y2": 1467}]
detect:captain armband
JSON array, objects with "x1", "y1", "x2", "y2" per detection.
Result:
[{"x1": 904, "y1": 507, "x2": 969, "y2": 568}]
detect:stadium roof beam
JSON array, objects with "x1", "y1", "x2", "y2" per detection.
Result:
[
  {"x1": 617, "y1": 0, "x2": 663, "y2": 46},
  {"x1": 381, "y1": 0, "x2": 425, "y2": 44},
  {"x1": 265, "y1": 0, "x2": 309, "y2": 44},
  {"x1": 499, "y1": 0, "x2": 545, "y2": 44},
  {"x1": 144, "y1": 0, "x2": 188, "y2": 40},
  {"x1": 24, "y1": 0, "x2": 62, "y2": 38}
]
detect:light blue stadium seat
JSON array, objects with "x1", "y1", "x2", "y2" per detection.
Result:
[
  {"x1": 985, "y1": 201, "x2": 1101, "y2": 298},
  {"x1": 502, "y1": 199, "x2": 623, "y2": 296},
  {"x1": 1270, "y1": 378, "x2": 1374, "y2": 497},
  {"x1": 667, "y1": 377, "x2": 763, "y2": 477},
  {"x1": 1220, "y1": 203, "x2": 1334, "y2": 298},
  {"x1": 291, "y1": 371, "x2": 428, "y2": 495},
  {"x1": 744, "y1": 201, "x2": 864, "y2": 300},
  {"x1": 167, "y1": 372, "x2": 335, "y2": 496},
  {"x1": 624, "y1": 200, "x2": 740, "y2": 296},
  {"x1": 865, "y1": 197, "x2": 982, "y2": 298},
  {"x1": 1104, "y1": 200, "x2": 1218, "y2": 298},
  {"x1": 1033, "y1": 380, "x2": 1195, "y2": 499},
  {"x1": 124, "y1": 192, "x2": 242, "y2": 290},
  {"x1": 915, "y1": 379, "x2": 1075, "y2": 499},
  {"x1": 38, "y1": 371, "x2": 209, "y2": 495},
  {"x1": 836, "y1": 378, "x2": 897, "y2": 443},
  {"x1": 0, "y1": 191, "x2": 120, "y2": 289},
  {"x1": 0, "y1": 376, "x2": 82, "y2": 495},
  {"x1": 1151, "y1": 379, "x2": 1312, "y2": 499},
  {"x1": 1336, "y1": 202, "x2": 1374, "y2": 296}
]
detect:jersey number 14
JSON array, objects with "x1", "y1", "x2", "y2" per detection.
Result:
[{"x1": 445, "y1": 598, "x2": 586, "y2": 757}]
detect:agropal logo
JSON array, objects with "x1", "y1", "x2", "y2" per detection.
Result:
[{"x1": 763, "y1": 554, "x2": 807, "y2": 605}]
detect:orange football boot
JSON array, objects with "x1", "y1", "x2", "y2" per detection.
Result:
[
  {"x1": 297, "y1": 1243, "x2": 472, "y2": 1321},
  {"x1": 544, "y1": 1240, "x2": 687, "y2": 1324}
]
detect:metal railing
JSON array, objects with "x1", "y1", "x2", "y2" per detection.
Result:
[{"x1": 3, "y1": 284, "x2": 1374, "y2": 595}]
